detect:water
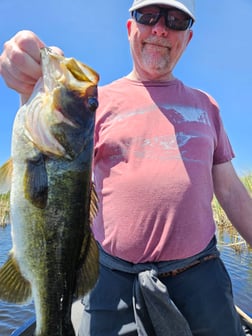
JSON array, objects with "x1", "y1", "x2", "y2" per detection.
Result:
[
  {"x1": 217, "y1": 229, "x2": 252, "y2": 314},
  {"x1": 0, "y1": 225, "x2": 252, "y2": 335},
  {"x1": 0, "y1": 226, "x2": 35, "y2": 336}
]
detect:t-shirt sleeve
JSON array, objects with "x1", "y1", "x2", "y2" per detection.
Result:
[{"x1": 213, "y1": 111, "x2": 235, "y2": 165}]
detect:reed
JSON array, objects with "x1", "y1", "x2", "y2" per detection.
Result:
[
  {"x1": 212, "y1": 172, "x2": 252, "y2": 252},
  {"x1": 0, "y1": 193, "x2": 10, "y2": 228}
]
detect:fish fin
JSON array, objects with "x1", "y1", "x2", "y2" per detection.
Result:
[
  {"x1": 0, "y1": 159, "x2": 13, "y2": 194},
  {"x1": 89, "y1": 182, "x2": 98, "y2": 223},
  {"x1": 24, "y1": 154, "x2": 48, "y2": 209},
  {"x1": 74, "y1": 233, "x2": 99, "y2": 299},
  {"x1": 74, "y1": 183, "x2": 99, "y2": 298},
  {"x1": 0, "y1": 251, "x2": 32, "y2": 303}
]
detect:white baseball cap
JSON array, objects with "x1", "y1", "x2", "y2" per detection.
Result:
[{"x1": 129, "y1": 0, "x2": 195, "y2": 21}]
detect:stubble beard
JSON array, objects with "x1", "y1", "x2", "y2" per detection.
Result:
[{"x1": 142, "y1": 43, "x2": 171, "y2": 77}]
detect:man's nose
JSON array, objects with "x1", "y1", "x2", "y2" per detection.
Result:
[{"x1": 151, "y1": 16, "x2": 169, "y2": 36}]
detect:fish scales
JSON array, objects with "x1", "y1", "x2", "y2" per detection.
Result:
[{"x1": 0, "y1": 48, "x2": 99, "y2": 335}]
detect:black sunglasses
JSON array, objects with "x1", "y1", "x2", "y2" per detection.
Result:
[{"x1": 132, "y1": 6, "x2": 193, "y2": 31}]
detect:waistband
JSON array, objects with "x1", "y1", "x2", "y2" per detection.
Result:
[
  {"x1": 98, "y1": 236, "x2": 219, "y2": 335},
  {"x1": 99, "y1": 235, "x2": 219, "y2": 276}
]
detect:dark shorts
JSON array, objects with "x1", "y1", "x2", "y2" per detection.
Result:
[{"x1": 78, "y1": 256, "x2": 244, "y2": 336}]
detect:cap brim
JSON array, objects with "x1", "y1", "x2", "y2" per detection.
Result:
[{"x1": 129, "y1": 0, "x2": 195, "y2": 21}]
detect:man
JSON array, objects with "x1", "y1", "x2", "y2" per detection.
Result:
[{"x1": 0, "y1": 0, "x2": 252, "y2": 335}]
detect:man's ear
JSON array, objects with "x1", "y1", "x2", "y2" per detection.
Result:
[
  {"x1": 126, "y1": 19, "x2": 133, "y2": 39},
  {"x1": 186, "y1": 29, "x2": 193, "y2": 46}
]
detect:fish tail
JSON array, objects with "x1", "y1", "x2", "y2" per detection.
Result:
[{"x1": 0, "y1": 251, "x2": 32, "y2": 303}]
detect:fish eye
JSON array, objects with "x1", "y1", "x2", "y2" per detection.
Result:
[{"x1": 87, "y1": 97, "x2": 98, "y2": 112}]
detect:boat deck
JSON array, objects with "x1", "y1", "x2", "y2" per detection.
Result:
[{"x1": 10, "y1": 302, "x2": 252, "y2": 335}]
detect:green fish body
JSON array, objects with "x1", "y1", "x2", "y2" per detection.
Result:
[{"x1": 0, "y1": 48, "x2": 99, "y2": 336}]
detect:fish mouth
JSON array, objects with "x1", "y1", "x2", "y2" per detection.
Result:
[
  {"x1": 23, "y1": 48, "x2": 99, "y2": 160},
  {"x1": 41, "y1": 48, "x2": 99, "y2": 92}
]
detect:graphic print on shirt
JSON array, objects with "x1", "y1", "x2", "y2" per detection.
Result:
[
  {"x1": 103, "y1": 103, "x2": 214, "y2": 165},
  {"x1": 160, "y1": 103, "x2": 211, "y2": 126}
]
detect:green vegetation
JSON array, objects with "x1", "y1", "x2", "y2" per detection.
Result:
[
  {"x1": 212, "y1": 172, "x2": 252, "y2": 252},
  {"x1": 0, "y1": 193, "x2": 10, "y2": 228}
]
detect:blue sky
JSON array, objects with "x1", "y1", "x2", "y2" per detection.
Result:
[{"x1": 0, "y1": 0, "x2": 251, "y2": 174}]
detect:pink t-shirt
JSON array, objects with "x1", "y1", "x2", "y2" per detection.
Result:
[{"x1": 93, "y1": 78, "x2": 234, "y2": 263}]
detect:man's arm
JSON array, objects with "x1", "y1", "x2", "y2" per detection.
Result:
[{"x1": 212, "y1": 161, "x2": 252, "y2": 246}]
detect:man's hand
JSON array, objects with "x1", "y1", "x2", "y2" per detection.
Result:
[{"x1": 0, "y1": 30, "x2": 63, "y2": 104}]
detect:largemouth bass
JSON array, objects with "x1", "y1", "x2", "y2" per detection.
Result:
[{"x1": 0, "y1": 48, "x2": 99, "y2": 335}]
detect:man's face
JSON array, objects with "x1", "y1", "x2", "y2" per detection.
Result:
[{"x1": 127, "y1": 6, "x2": 193, "y2": 81}]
